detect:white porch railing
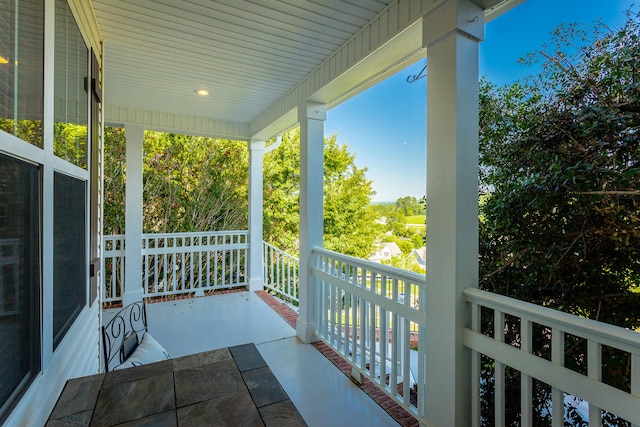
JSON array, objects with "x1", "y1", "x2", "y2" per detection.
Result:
[
  {"x1": 101, "y1": 231, "x2": 248, "y2": 302},
  {"x1": 263, "y1": 241, "x2": 299, "y2": 305},
  {"x1": 311, "y1": 247, "x2": 427, "y2": 420},
  {"x1": 142, "y1": 231, "x2": 247, "y2": 298},
  {"x1": 102, "y1": 234, "x2": 125, "y2": 304},
  {"x1": 464, "y1": 287, "x2": 640, "y2": 426}
]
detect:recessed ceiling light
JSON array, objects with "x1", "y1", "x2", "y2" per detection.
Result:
[
  {"x1": 0, "y1": 55, "x2": 8, "y2": 64},
  {"x1": 196, "y1": 89, "x2": 209, "y2": 96}
]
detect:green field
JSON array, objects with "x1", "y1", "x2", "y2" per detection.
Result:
[{"x1": 405, "y1": 215, "x2": 426, "y2": 227}]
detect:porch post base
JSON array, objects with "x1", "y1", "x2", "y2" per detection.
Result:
[
  {"x1": 248, "y1": 277, "x2": 263, "y2": 292},
  {"x1": 122, "y1": 289, "x2": 144, "y2": 307},
  {"x1": 296, "y1": 318, "x2": 318, "y2": 343}
]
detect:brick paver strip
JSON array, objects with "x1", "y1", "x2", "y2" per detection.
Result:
[{"x1": 255, "y1": 290, "x2": 419, "y2": 427}]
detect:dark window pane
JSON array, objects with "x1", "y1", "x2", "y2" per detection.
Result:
[
  {"x1": 53, "y1": 0, "x2": 88, "y2": 167},
  {"x1": 0, "y1": 153, "x2": 41, "y2": 423},
  {"x1": 0, "y1": 0, "x2": 44, "y2": 147},
  {"x1": 53, "y1": 172, "x2": 86, "y2": 349}
]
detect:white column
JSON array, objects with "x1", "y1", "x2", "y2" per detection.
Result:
[
  {"x1": 248, "y1": 138, "x2": 265, "y2": 292},
  {"x1": 296, "y1": 101, "x2": 326, "y2": 343},
  {"x1": 423, "y1": 1, "x2": 484, "y2": 426},
  {"x1": 123, "y1": 125, "x2": 144, "y2": 306}
]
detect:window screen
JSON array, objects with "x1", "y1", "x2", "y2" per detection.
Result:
[
  {"x1": 53, "y1": 172, "x2": 86, "y2": 349},
  {"x1": 0, "y1": 153, "x2": 41, "y2": 422}
]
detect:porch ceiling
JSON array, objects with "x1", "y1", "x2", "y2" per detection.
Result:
[{"x1": 92, "y1": 0, "x2": 520, "y2": 140}]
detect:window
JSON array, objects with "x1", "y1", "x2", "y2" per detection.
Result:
[
  {"x1": 53, "y1": 172, "x2": 86, "y2": 349},
  {"x1": 0, "y1": 0, "x2": 45, "y2": 147},
  {"x1": 54, "y1": 0, "x2": 88, "y2": 168},
  {"x1": 0, "y1": 153, "x2": 41, "y2": 423}
]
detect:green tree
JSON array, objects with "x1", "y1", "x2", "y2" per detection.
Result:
[
  {"x1": 395, "y1": 196, "x2": 424, "y2": 216},
  {"x1": 479, "y1": 15, "x2": 640, "y2": 326},
  {"x1": 103, "y1": 128, "x2": 248, "y2": 234},
  {"x1": 263, "y1": 129, "x2": 378, "y2": 258},
  {"x1": 478, "y1": 12, "x2": 640, "y2": 425},
  {"x1": 103, "y1": 127, "x2": 126, "y2": 234},
  {"x1": 143, "y1": 132, "x2": 248, "y2": 233}
]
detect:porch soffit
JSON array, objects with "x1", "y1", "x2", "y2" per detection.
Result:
[{"x1": 94, "y1": 0, "x2": 520, "y2": 140}]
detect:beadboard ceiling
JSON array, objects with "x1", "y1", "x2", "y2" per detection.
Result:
[{"x1": 92, "y1": 0, "x2": 521, "y2": 139}]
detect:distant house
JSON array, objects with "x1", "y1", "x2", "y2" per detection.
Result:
[
  {"x1": 413, "y1": 247, "x2": 427, "y2": 267},
  {"x1": 374, "y1": 216, "x2": 387, "y2": 225},
  {"x1": 369, "y1": 242, "x2": 402, "y2": 263}
]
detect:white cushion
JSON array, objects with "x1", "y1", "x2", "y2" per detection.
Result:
[{"x1": 114, "y1": 332, "x2": 171, "y2": 370}]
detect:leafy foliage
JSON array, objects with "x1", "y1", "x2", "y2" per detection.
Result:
[
  {"x1": 478, "y1": 12, "x2": 640, "y2": 426},
  {"x1": 263, "y1": 128, "x2": 379, "y2": 258},
  {"x1": 103, "y1": 127, "x2": 378, "y2": 259},
  {"x1": 103, "y1": 127, "x2": 126, "y2": 235},
  {"x1": 395, "y1": 196, "x2": 425, "y2": 216},
  {"x1": 54, "y1": 122, "x2": 87, "y2": 168},
  {"x1": 103, "y1": 128, "x2": 248, "y2": 235},
  {"x1": 479, "y1": 13, "x2": 640, "y2": 327},
  {"x1": 0, "y1": 119, "x2": 43, "y2": 147}
]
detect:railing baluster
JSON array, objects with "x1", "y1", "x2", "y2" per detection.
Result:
[
  {"x1": 328, "y1": 259, "x2": 336, "y2": 345},
  {"x1": 344, "y1": 286, "x2": 350, "y2": 358},
  {"x1": 369, "y1": 272, "x2": 376, "y2": 379},
  {"x1": 632, "y1": 352, "x2": 639, "y2": 427},
  {"x1": 379, "y1": 274, "x2": 388, "y2": 390},
  {"x1": 494, "y1": 309, "x2": 505, "y2": 427},
  {"x1": 337, "y1": 262, "x2": 344, "y2": 352},
  {"x1": 351, "y1": 279, "x2": 358, "y2": 364},
  {"x1": 279, "y1": 250, "x2": 283, "y2": 292},
  {"x1": 390, "y1": 277, "x2": 399, "y2": 399},
  {"x1": 206, "y1": 236, "x2": 211, "y2": 288},
  {"x1": 189, "y1": 242, "x2": 195, "y2": 290},
  {"x1": 359, "y1": 280, "x2": 367, "y2": 371},
  {"x1": 521, "y1": 319, "x2": 533, "y2": 427},
  {"x1": 228, "y1": 237, "x2": 233, "y2": 285},
  {"x1": 180, "y1": 251, "x2": 185, "y2": 291},
  {"x1": 551, "y1": 328, "x2": 565, "y2": 427},
  {"x1": 418, "y1": 320, "x2": 426, "y2": 419},
  {"x1": 471, "y1": 302, "x2": 481, "y2": 427},
  {"x1": 587, "y1": 340, "x2": 602, "y2": 427},
  {"x1": 402, "y1": 316, "x2": 410, "y2": 406}
]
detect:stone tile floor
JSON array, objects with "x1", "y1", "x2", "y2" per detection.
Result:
[
  {"x1": 47, "y1": 343, "x2": 306, "y2": 426},
  {"x1": 101, "y1": 291, "x2": 405, "y2": 426}
]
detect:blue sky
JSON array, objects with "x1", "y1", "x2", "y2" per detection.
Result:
[{"x1": 324, "y1": 0, "x2": 632, "y2": 202}]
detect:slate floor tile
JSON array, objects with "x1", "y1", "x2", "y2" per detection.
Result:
[
  {"x1": 48, "y1": 344, "x2": 308, "y2": 427},
  {"x1": 114, "y1": 410, "x2": 177, "y2": 427},
  {"x1": 174, "y1": 358, "x2": 244, "y2": 407},
  {"x1": 50, "y1": 374, "x2": 104, "y2": 420},
  {"x1": 242, "y1": 367, "x2": 288, "y2": 408},
  {"x1": 46, "y1": 410, "x2": 92, "y2": 426},
  {"x1": 91, "y1": 372, "x2": 175, "y2": 427},
  {"x1": 172, "y1": 348, "x2": 231, "y2": 371},
  {"x1": 177, "y1": 389, "x2": 264, "y2": 427},
  {"x1": 259, "y1": 400, "x2": 307, "y2": 427},
  {"x1": 104, "y1": 359, "x2": 173, "y2": 387},
  {"x1": 229, "y1": 343, "x2": 267, "y2": 372}
]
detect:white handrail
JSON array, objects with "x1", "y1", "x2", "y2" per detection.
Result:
[
  {"x1": 262, "y1": 241, "x2": 299, "y2": 304},
  {"x1": 311, "y1": 247, "x2": 427, "y2": 421},
  {"x1": 141, "y1": 231, "x2": 247, "y2": 298},
  {"x1": 101, "y1": 234, "x2": 125, "y2": 303},
  {"x1": 101, "y1": 231, "x2": 248, "y2": 302},
  {"x1": 464, "y1": 287, "x2": 640, "y2": 426}
]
